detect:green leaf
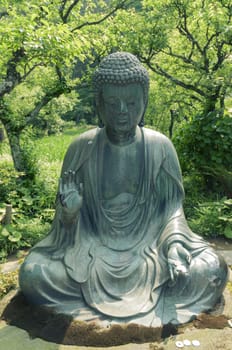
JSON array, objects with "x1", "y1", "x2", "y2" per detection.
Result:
[
  {"x1": 0, "y1": 227, "x2": 10, "y2": 237},
  {"x1": 8, "y1": 232, "x2": 22, "y2": 242},
  {"x1": 224, "y1": 225, "x2": 232, "y2": 239}
]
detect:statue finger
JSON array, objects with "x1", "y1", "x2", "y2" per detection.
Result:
[
  {"x1": 66, "y1": 170, "x2": 72, "y2": 188},
  {"x1": 168, "y1": 263, "x2": 175, "y2": 282},
  {"x1": 67, "y1": 170, "x2": 76, "y2": 189},
  {"x1": 66, "y1": 170, "x2": 73, "y2": 190},
  {"x1": 186, "y1": 252, "x2": 192, "y2": 265},
  {"x1": 179, "y1": 246, "x2": 191, "y2": 263},
  {"x1": 179, "y1": 246, "x2": 191, "y2": 265},
  {"x1": 62, "y1": 171, "x2": 68, "y2": 191},
  {"x1": 60, "y1": 177, "x2": 66, "y2": 193},
  {"x1": 79, "y1": 182, "x2": 84, "y2": 195},
  {"x1": 59, "y1": 177, "x2": 64, "y2": 194},
  {"x1": 72, "y1": 170, "x2": 76, "y2": 187}
]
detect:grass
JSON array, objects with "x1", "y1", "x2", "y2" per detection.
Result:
[
  {"x1": 35, "y1": 127, "x2": 81, "y2": 163},
  {"x1": 35, "y1": 125, "x2": 94, "y2": 179}
]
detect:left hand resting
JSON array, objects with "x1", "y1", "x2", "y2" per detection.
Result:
[{"x1": 167, "y1": 243, "x2": 192, "y2": 284}]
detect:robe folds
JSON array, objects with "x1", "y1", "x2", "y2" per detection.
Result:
[{"x1": 19, "y1": 127, "x2": 228, "y2": 326}]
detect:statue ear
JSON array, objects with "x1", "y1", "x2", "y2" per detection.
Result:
[
  {"x1": 98, "y1": 116, "x2": 104, "y2": 128},
  {"x1": 138, "y1": 99, "x2": 147, "y2": 127},
  {"x1": 94, "y1": 100, "x2": 104, "y2": 128},
  {"x1": 138, "y1": 116, "x2": 144, "y2": 127}
]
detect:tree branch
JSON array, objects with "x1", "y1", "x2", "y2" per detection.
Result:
[
  {"x1": 0, "y1": 48, "x2": 25, "y2": 98},
  {"x1": 71, "y1": 1, "x2": 128, "y2": 32},
  {"x1": 59, "y1": 0, "x2": 68, "y2": 21},
  {"x1": 203, "y1": 33, "x2": 218, "y2": 56},
  {"x1": 177, "y1": 24, "x2": 204, "y2": 56},
  {"x1": 60, "y1": 0, "x2": 81, "y2": 23},
  {"x1": 144, "y1": 59, "x2": 206, "y2": 97},
  {"x1": 161, "y1": 46, "x2": 204, "y2": 71},
  {"x1": 176, "y1": 3, "x2": 204, "y2": 56},
  {"x1": 25, "y1": 68, "x2": 72, "y2": 124},
  {"x1": 25, "y1": 87, "x2": 64, "y2": 124},
  {"x1": 212, "y1": 41, "x2": 228, "y2": 72},
  {"x1": 176, "y1": 6, "x2": 213, "y2": 73},
  {"x1": 21, "y1": 63, "x2": 45, "y2": 81},
  {"x1": 0, "y1": 11, "x2": 8, "y2": 19}
]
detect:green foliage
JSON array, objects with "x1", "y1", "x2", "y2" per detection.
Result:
[
  {"x1": 174, "y1": 111, "x2": 232, "y2": 194},
  {"x1": 0, "y1": 0, "x2": 132, "y2": 178},
  {"x1": 0, "y1": 269, "x2": 19, "y2": 298},
  {"x1": 0, "y1": 164, "x2": 56, "y2": 220},
  {"x1": 0, "y1": 0, "x2": 88, "y2": 71},
  {"x1": 188, "y1": 199, "x2": 232, "y2": 239},
  {"x1": 0, "y1": 220, "x2": 50, "y2": 260},
  {"x1": 110, "y1": 0, "x2": 232, "y2": 132},
  {"x1": 20, "y1": 128, "x2": 39, "y2": 179},
  {"x1": 0, "y1": 169, "x2": 54, "y2": 259},
  {"x1": 0, "y1": 162, "x2": 20, "y2": 204},
  {"x1": 174, "y1": 112, "x2": 232, "y2": 170}
]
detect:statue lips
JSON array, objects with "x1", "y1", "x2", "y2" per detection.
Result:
[
  {"x1": 118, "y1": 118, "x2": 127, "y2": 124},
  {"x1": 117, "y1": 114, "x2": 129, "y2": 124}
]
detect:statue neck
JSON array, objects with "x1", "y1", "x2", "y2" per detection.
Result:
[{"x1": 105, "y1": 126, "x2": 138, "y2": 146}]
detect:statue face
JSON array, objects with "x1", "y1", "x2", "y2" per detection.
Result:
[{"x1": 100, "y1": 83, "x2": 145, "y2": 134}]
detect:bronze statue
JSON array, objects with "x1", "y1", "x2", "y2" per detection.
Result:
[{"x1": 19, "y1": 52, "x2": 228, "y2": 326}]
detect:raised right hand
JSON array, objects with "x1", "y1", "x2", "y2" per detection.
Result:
[{"x1": 59, "y1": 170, "x2": 83, "y2": 215}]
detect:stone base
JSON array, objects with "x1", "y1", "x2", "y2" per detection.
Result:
[{"x1": 0, "y1": 289, "x2": 232, "y2": 347}]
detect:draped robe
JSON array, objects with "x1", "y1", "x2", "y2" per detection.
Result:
[{"x1": 19, "y1": 127, "x2": 228, "y2": 326}]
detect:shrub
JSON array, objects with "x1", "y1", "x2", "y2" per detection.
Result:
[
  {"x1": 174, "y1": 111, "x2": 232, "y2": 195},
  {"x1": 0, "y1": 219, "x2": 50, "y2": 261},
  {"x1": 0, "y1": 162, "x2": 20, "y2": 204},
  {"x1": 188, "y1": 198, "x2": 232, "y2": 239},
  {"x1": 174, "y1": 112, "x2": 232, "y2": 170}
]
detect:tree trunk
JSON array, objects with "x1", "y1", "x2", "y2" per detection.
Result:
[
  {"x1": 204, "y1": 98, "x2": 217, "y2": 115},
  {"x1": 204, "y1": 86, "x2": 222, "y2": 116},
  {"x1": 4, "y1": 124, "x2": 25, "y2": 173},
  {"x1": 169, "y1": 109, "x2": 176, "y2": 139},
  {"x1": 1, "y1": 204, "x2": 12, "y2": 225},
  {"x1": 0, "y1": 127, "x2": 4, "y2": 142}
]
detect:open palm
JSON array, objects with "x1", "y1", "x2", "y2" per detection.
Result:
[{"x1": 59, "y1": 170, "x2": 83, "y2": 214}]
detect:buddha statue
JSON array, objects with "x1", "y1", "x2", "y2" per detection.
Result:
[{"x1": 19, "y1": 52, "x2": 228, "y2": 327}]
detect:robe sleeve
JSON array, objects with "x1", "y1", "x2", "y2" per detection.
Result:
[
  {"x1": 30, "y1": 128, "x2": 99, "y2": 255},
  {"x1": 154, "y1": 135, "x2": 209, "y2": 258}
]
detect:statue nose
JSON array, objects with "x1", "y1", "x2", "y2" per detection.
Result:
[{"x1": 119, "y1": 100, "x2": 128, "y2": 113}]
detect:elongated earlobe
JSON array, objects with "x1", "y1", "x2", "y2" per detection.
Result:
[
  {"x1": 138, "y1": 100, "x2": 147, "y2": 127},
  {"x1": 98, "y1": 117, "x2": 104, "y2": 128},
  {"x1": 138, "y1": 117, "x2": 144, "y2": 127}
]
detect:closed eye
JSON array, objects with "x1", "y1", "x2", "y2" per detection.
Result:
[{"x1": 128, "y1": 101, "x2": 136, "y2": 106}]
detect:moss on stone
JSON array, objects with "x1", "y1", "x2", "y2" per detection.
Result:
[{"x1": 0, "y1": 269, "x2": 18, "y2": 298}]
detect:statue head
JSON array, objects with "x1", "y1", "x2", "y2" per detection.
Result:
[{"x1": 93, "y1": 52, "x2": 149, "y2": 127}]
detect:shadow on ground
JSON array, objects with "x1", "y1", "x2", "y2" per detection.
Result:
[
  {"x1": 1, "y1": 292, "x2": 164, "y2": 346},
  {"x1": 1, "y1": 290, "x2": 231, "y2": 347}
]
